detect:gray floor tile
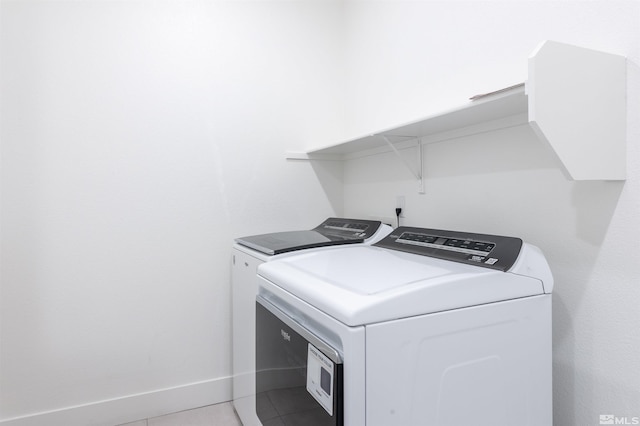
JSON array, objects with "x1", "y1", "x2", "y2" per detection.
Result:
[
  {"x1": 117, "y1": 420, "x2": 147, "y2": 426},
  {"x1": 147, "y1": 402, "x2": 241, "y2": 426}
]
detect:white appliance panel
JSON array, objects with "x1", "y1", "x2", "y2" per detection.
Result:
[
  {"x1": 365, "y1": 295, "x2": 552, "y2": 426},
  {"x1": 231, "y1": 249, "x2": 262, "y2": 426}
]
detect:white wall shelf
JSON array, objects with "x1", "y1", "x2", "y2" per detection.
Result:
[{"x1": 286, "y1": 40, "x2": 627, "y2": 182}]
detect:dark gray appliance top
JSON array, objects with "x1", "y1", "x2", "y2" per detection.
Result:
[
  {"x1": 235, "y1": 217, "x2": 382, "y2": 255},
  {"x1": 374, "y1": 226, "x2": 523, "y2": 272}
]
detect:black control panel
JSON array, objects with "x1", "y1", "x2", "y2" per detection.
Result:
[
  {"x1": 314, "y1": 217, "x2": 381, "y2": 239},
  {"x1": 374, "y1": 226, "x2": 523, "y2": 272}
]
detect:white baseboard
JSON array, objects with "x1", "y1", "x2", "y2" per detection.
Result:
[{"x1": 0, "y1": 376, "x2": 232, "y2": 426}]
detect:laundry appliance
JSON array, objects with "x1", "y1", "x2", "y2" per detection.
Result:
[
  {"x1": 255, "y1": 226, "x2": 553, "y2": 426},
  {"x1": 232, "y1": 218, "x2": 392, "y2": 425}
]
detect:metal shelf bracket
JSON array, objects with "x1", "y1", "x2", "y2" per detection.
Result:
[{"x1": 380, "y1": 135, "x2": 425, "y2": 194}]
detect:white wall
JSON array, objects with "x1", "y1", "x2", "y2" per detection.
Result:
[
  {"x1": 2, "y1": 1, "x2": 639, "y2": 426},
  {"x1": 0, "y1": 1, "x2": 344, "y2": 425},
  {"x1": 341, "y1": 1, "x2": 640, "y2": 426}
]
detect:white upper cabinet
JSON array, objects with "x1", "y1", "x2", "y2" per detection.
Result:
[{"x1": 527, "y1": 41, "x2": 626, "y2": 180}]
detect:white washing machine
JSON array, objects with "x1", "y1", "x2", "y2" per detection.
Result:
[
  {"x1": 255, "y1": 226, "x2": 553, "y2": 426},
  {"x1": 232, "y1": 218, "x2": 392, "y2": 425}
]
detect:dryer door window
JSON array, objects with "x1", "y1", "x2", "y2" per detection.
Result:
[{"x1": 256, "y1": 297, "x2": 343, "y2": 426}]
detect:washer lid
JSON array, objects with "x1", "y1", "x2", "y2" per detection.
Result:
[
  {"x1": 270, "y1": 246, "x2": 456, "y2": 295},
  {"x1": 235, "y1": 218, "x2": 383, "y2": 255},
  {"x1": 258, "y1": 245, "x2": 548, "y2": 326}
]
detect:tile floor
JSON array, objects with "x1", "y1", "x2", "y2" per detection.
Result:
[{"x1": 118, "y1": 402, "x2": 242, "y2": 426}]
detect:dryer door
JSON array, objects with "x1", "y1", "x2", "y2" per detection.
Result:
[{"x1": 256, "y1": 296, "x2": 343, "y2": 426}]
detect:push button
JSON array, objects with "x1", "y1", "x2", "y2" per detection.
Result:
[
  {"x1": 472, "y1": 242, "x2": 488, "y2": 250},
  {"x1": 445, "y1": 239, "x2": 463, "y2": 247}
]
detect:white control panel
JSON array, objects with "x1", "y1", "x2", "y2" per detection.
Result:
[{"x1": 306, "y1": 343, "x2": 334, "y2": 415}]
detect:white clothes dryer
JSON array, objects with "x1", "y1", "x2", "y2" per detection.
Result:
[
  {"x1": 232, "y1": 218, "x2": 392, "y2": 425},
  {"x1": 255, "y1": 226, "x2": 553, "y2": 426}
]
